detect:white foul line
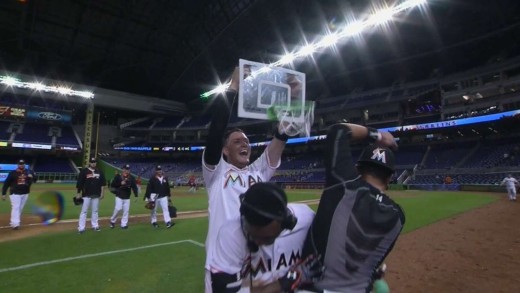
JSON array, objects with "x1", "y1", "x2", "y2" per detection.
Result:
[{"x1": 0, "y1": 239, "x2": 205, "y2": 274}]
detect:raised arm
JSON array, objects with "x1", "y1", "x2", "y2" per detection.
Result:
[
  {"x1": 325, "y1": 123, "x2": 397, "y2": 187},
  {"x1": 203, "y1": 68, "x2": 241, "y2": 168}
]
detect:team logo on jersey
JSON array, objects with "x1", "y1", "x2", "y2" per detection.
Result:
[
  {"x1": 241, "y1": 250, "x2": 301, "y2": 278},
  {"x1": 224, "y1": 171, "x2": 262, "y2": 189},
  {"x1": 224, "y1": 171, "x2": 245, "y2": 188},
  {"x1": 371, "y1": 148, "x2": 387, "y2": 163},
  {"x1": 86, "y1": 173, "x2": 100, "y2": 179}
]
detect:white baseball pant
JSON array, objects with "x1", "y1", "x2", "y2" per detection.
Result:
[
  {"x1": 78, "y1": 197, "x2": 100, "y2": 231},
  {"x1": 151, "y1": 196, "x2": 171, "y2": 224},
  {"x1": 110, "y1": 197, "x2": 131, "y2": 227},
  {"x1": 9, "y1": 193, "x2": 29, "y2": 228}
]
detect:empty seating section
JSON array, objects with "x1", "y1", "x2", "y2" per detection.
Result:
[
  {"x1": 409, "y1": 173, "x2": 517, "y2": 185},
  {"x1": 343, "y1": 93, "x2": 387, "y2": 107},
  {"x1": 182, "y1": 115, "x2": 211, "y2": 128},
  {"x1": 462, "y1": 141, "x2": 520, "y2": 168},
  {"x1": 153, "y1": 117, "x2": 184, "y2": 128},
  {"x1": 0, "y1": 120, "x2": 11, "y2": 140},
  {"x1": 14, "y1": 123, "x2": 52, "y2": 144},
  {"x1": 112, "y1": 158, "x2": 201, "y2": 179},
  {"x1": 34, "y1": 157, "x2": 75, "y2": 173},
  {"x1": 55, "y1": 126, "x2": 80, "y2": 147},
  {"x1": 394, "y1": 146, "x2": 426, "y2": 165},
  {"x1": 423, "y1": 142, "x2": 474, "y2": 169}
]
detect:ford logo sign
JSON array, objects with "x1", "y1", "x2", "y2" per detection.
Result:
[{"x1": 38, "y1": 112, "x2": 62, "y2": 120}]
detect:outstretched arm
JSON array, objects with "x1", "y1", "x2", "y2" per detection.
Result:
[{"x1": 203, "y1": 68, "x2": 241, "y2": 167}]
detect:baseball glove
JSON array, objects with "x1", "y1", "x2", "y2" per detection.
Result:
[
  {"x1": 73, "y1": 196, "x2": 84, "y2": 206},
  {"x1": 145, "y1": 201, "x2": 155, "y2": 210}
]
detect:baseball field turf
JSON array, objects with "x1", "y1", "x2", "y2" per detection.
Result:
[{"x1": 0, "y1": 184, "x2": 499, "y2": 292}]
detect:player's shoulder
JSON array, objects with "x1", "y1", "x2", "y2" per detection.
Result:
[{"x1": 288, "y1": 203, "x2": 315, "y2": 225}]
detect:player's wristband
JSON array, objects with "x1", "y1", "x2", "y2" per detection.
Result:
[
  {"x1": 366, "y1": 127, "x2": 382, "y2": 143},
  {"x1": 274, "y1": 129, "x2": 290, "y2": 142}
]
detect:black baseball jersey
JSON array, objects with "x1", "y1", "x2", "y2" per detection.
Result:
[
  {"x1": 76, "y1": 167, "x2": 106, "y2": 198},
  {"x1": 2, "y1": 169, "x2": 37, "y2": 195},
  {"x1": 145, "y1": 176, "x2": 171, "y2": 199},
  {"x1": 302, "y1": 124, "x2": 405, "y2": 293},
  {"x1": 111, "y1": 173, "x2": 138, "y2": 199}
]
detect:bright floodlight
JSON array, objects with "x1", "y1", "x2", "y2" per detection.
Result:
[
  {"x1": 399, "y1": 0, "x2": 427, "y2": 10},
  {"x1": 200, "y1": 0, "x2": 428, "y2": 98},
  {"x1": 298, "y1": 44, "x2": 316, "y2": 56},
  {"x1": 340, "y1": 21, "x2": 365, "y2": 37},
  {"x1": 0, "y1": 75, "x2": 95, "y2": 99},
  {"x1": 279, "y1": 53, "x2": 296, "y2": 65},
  {"x1": 215, "y1": 83, "x2": 229, "y2": 94},
  {"x1": 1, "y1": 76, "x2": 18, "y2": 86},
  {"x1": 57, "y1": 87, "x2": 72, "y2": 95},
  {"x1": 28, "y1": 82, "x2": 45, "y2": 91},
  {"x1": 368, "y1": 8, "x2": 394, "y2": 25},
  {"x1": 316, "y1": 33, "x2": 340, "y2": 48}
]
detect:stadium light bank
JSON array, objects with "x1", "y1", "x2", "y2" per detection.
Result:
[
  {"x1": 0, "y1": 75, "x2": 94, "y2": 99},
  {"x1": 200, "y1": 0, "x2": 428, "y2": 99}
]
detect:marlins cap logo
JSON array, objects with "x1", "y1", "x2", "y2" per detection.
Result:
[{"x1": 370, "y1": 148, "x2": 387, "y2": 163}]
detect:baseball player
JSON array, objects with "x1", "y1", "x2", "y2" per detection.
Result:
[
  {"x1": 210, "y1": 182, "x2": 320, "y2": 293},
  {"x1": 1, "y1": 159, "x2": 37, "y2": 230},
  {"x1": 203, "y1": 67, "x2": 290, "y2": 292},
  {"x1": 500, "y1": 174, "x2": 519, "y2": 201},
  {"x1": 109, "y1": 164, "x2": 139, "y2": 229},
  {"x1": 75, "y1": 157, "x2": 106, "y2": 233},
  {"x1": 144, "y1": 165, "x2": 173, "y2": 228},
  {"x1": 188, "y1": 175, "x2": 197, "y2": 193},
  {"x1": 300, "y1": 122, "x2": 405, "y2": 292}
]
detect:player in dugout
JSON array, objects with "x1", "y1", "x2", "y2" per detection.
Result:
[{"x1": 300, "y1": 121, "x2": 405, "y2": 293}]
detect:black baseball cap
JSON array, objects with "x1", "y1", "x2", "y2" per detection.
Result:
[
  {"x1": 155, "y1": 165, "x2": 162, "y2": 171},
  {"x1": 89, "y1": 158, "x2": 97, "y2": 163},
  {"x1": 357, "y1": 144, "x2": 395, "y2": 173},
  {"x1": 122, "y1": 164, "x2": 130, "y2": 170},
  {"x1": 240, "y1": 182, "x2": 287, "y2": 226},
  {"x1": 17, "y1": 159, "x2": 25, "y2": 165}
]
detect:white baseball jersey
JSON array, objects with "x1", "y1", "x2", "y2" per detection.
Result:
[
  {"x1": 210, "y1": 204, "x2": 315, "y2": 291},
  {"x1": 501, "y1": 177, "x2": 518, "y2": 190},
  {"x1": 203, "y1": 149, "x2": 280, "y2": 269}
]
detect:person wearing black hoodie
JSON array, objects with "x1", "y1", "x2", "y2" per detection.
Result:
[
  {"x1": 1, "y1": 159, "x2": 37, "y2": 230},
  {"x1": 144, "y1": 165, "x2": 173, "y2": 228},
  {"x1": 109, "y1": 164, "x2": 138, "y2": 229},
  {"x1": 75, "y1": 157, "x2": 106, "y2": 234}
]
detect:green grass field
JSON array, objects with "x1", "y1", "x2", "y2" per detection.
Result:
[{"x1": 0, "y1": 184, "x2": 500, "y2": 292}]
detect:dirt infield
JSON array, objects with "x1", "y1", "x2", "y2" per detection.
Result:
[
  {"x1": 386, "y1": 196, "x2": 520, "y2": 292},
  {"x1": 1, "y1": 197, "x2": 519, "y2": 292}
]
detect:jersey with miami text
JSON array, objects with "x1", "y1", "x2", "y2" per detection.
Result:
[
  {"x1": 210, "y1": 204, "x2": 314, "y2": 291},
  {"x1": 203, "y1": 149, "x2": 279, "y2": 269}
]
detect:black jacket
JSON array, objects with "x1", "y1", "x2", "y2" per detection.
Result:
[
  {"x1": 2, "y1": 169, "x2": 37, "y2": 195},
  {"x1": 111, "y1": 173, "x2": 138, "y2": 199},
  {"x1": 76, "y1": 167, "x2": 106, "y2": 198},
  {"x1": 145, "y1": 176, "x2": 171, "y2": 200}
]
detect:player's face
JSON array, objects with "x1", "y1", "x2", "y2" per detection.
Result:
[
  {"x1": 246, "y1": 220, "x2": 283, "y2": 247},
  {"x1": 122, "y1": 169, "x2": 130, "y2": 176},
  {"x1": 223, "y1": 131, "x2": 251, "y2": 169},
  {"x1": 17, "y1": 164, "x2": 24, "y2": 171}
]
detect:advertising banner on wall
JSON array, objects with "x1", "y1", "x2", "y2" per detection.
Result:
[
  {"x1": 26, "y1": 108, "x2": 72, "y2": 123},
  {"x1": 0, "y1": 105, "x2": 26, "y2": 118}
]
